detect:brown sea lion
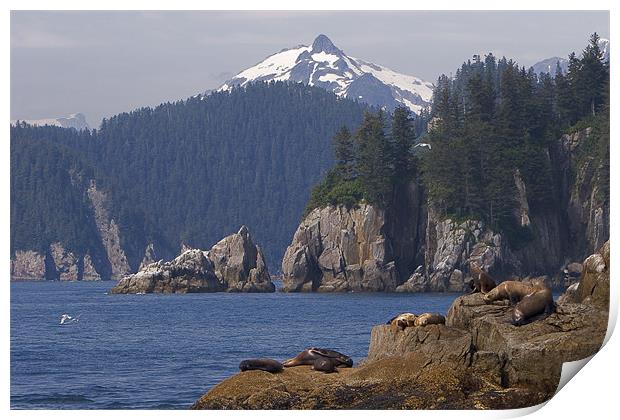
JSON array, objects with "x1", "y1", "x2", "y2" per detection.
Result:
[
  {"x1": 512, "y1": 288, "x2": 555, "y2": 326},
  {"x1": 283, "y1": 348, "x2": 353, "y2": 368},
  {"x1": 483, "y1": 280, "x2": 541, "y2": 305},
  {"x1": 387, "y1": 313, "x2": 417, "y2": 330},
  {"x1": 414, "y1": 313, "x2": 446, "y2": 327},
  {"x1": 312, "y1": 357, "x2": 338, "y2": 373},
  {"x1": 239, "y1": 358, "x2": 284, "y2": 373},
  {"x1": 468, "y1": 263, "x2": 497, "y2": 294}
]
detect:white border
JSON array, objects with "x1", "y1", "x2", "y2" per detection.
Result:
[{"x1": 3, "y1": 2, "x2": 617, "y2": 419}]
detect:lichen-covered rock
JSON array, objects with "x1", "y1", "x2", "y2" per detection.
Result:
[
  {"x1": 10, "y1": 250, "x2": 47, "y2": 280},
  {"x1": 281, "y1": 205, "x2": 398, "y2": 292},
  {"x1": 110, "y1": 226, "x2": 274, "y2": 294}
]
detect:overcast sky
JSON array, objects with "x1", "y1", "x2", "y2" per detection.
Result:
[{"x1": 11, "y1": 10, "x2": 609, "y2": 127}]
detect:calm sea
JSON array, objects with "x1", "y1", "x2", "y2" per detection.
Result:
[{"x1": 11, "y1": 280, "x2": 460, "y2": 409}]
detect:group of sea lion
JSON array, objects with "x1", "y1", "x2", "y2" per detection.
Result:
[
  {"x1": 387, "y1": 312, "x2": 446, "y2": 330},
  {"x1": 239, "y1": 347, "x2": 353, "y2": 375},
  {"x1": 469, "y1": 263, "x2": 555, "y2": 326}
]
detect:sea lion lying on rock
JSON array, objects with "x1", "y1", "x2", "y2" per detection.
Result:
[
  {"x1": 283, "y1": 348, "x2": 353, "y2": 368},
  {"x1": 387, "y1": 313, "x2": 417, "y2": 330},
  {"x1": 239, "y1": 358, "x2": 284, "y2": 373},
  {"x1": 414, "y1": 313, "x2": 446, "y2": 327},
  {"x1": 483, "y1": 281, "x2": 542, "y2": 305},
  {"x1": 512, "y1": 288, "x2": 555, "y2": 326},
  {"x1": 468, "y1": 264, "x2": 497, "y2": 294},
  {"x1": 312, "y1": 358, "x2": 338, "y2": 373}
]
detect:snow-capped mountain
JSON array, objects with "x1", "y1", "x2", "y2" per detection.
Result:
[
  {"x1": 11, "y1": 113, "x2": 90, "y2": 130},
  {"x1": 531, "y1": 37, "x2": 609, "y2": 77},
  {"x1": 218, "y1": 34, "x2": 433, "y2": 114}
]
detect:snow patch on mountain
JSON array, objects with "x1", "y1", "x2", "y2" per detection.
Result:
[
  {"x1": 11, "y1": 113, "x2": 90, "y2": 130},
  {"x1": 218, "y1": 34, "x2": 433, "y2": 114}
]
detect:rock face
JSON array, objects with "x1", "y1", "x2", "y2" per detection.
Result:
[
  {"x1": 284, "y1": 127, "x2": 608, "y2": 292},
  {"x1": 207, "y1": 226, "x2": 273, "y2": 292},
  {"x1": 558, "y1": 241, "x2": 609, "y2": 309},
  {"x1": 10, "y1": 250, "x2": 47, "y2": 280},
  {"x1": 281, "y1": 205, "x2": 398, "y2": 292},
  {"x1": 111, "y1": 226, "x2": 275, "y2": 294},
  {"x1": 87, "y1": 181, "x2": 131, "y2": 278},
  {"x1": 194, "y1": 244, "x2": 609, "y2": 409}
]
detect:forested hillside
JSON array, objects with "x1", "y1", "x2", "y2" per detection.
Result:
[
  {"x1": 306, "y1": 34, "x2": 609, "y2": 251},
  {"x1": 11, "y1": 83, "x2": 368, "y2": 272}
]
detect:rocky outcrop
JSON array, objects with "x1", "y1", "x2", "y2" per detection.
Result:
[
  {"x1": 207, "y1": 226, "x2": 274, "y2": 292},
  {"x1": 110, "y1": 249, "x2": 223, "y2": 294},
  {"x1": 10, "y1": 245, "x2": 101, "y2": 281},
  {"x1": 194, "y1": 244, "x2": 609, "y2": 409},
  {"x1": 558, "y1": 240, "x2": 609, "y2": 309},
  {"x1": 139, "y1": 243, "x2": 158, "y2": 271},
  {"x1": 111, "y1": 226, "x2": 275, "y2": 294},
  {"x1": 281, "y1": 204, "x2": 398, "y2": 292},
  {"x1": 10, "y1": 250, "x2": 47, "y2": 280},
  {"x1": 48, "y1": 243, "x2": 80, "y2": 281},
  {"x1": 82, "y1": 254, "x2": 101, "y2": 281}
]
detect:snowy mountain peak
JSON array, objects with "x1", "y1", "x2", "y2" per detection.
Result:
[
  {"x1": 311, "y1": 34, "x2": 341, "y2": 55},
  {"x1": 218, "y1": 35, "x2": 433, "y2": 114}
]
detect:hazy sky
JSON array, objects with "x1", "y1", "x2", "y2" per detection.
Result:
[{"x1": 11, "y1": 10, "x2": 609, "y2": 127}]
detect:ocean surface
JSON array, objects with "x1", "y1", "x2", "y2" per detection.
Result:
[{"x1": 10, "y1": 280, "x2": 461, "y2": 409}]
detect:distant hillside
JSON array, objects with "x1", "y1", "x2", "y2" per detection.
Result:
[{"x1": 10, "y1": 83, "x2": 368, "y2": 276}]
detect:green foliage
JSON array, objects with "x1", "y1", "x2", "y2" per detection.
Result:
[
  {"x1": 305, "y1": 107, "x2": 423, "y2": 215},
  {"x1": 423, "y1": 34, "x2": 609, "y2": 245}
]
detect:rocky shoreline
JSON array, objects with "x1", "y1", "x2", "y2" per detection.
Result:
[{"x1": 191, "y1": 241, "x2": 609, "y2": 409}]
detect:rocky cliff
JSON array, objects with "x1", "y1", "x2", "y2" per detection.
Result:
[
  {"x1": 111, "y1": 226, "x2": 275, "y2": 294},
  {"x1": 281, "y1": 204, "x2": 399, "y2": 292},
  {"x1": 192, "y1": 242, "x2": 609, "y2": 409},
  {"x1": 283, "y1": 127, "x2": 608, "y2": 292}
]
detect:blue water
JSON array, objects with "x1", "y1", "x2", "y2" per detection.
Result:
[{"x1": 11, "y1": 280, "x2": 460, "y2": 409}]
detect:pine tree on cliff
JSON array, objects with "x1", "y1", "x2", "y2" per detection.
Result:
[
  {"x1": 390, "y1": 106, "x2": 416, "y2": 184},
  {"x1": 355, "y1": 111, "x2": 393, "y2": 206},
  {"x1": 332, "y1": 126, "x2": 356, "y2": 180},
  {"x1": 578, "y1": 33, "x2": 608, "y2": 117}
]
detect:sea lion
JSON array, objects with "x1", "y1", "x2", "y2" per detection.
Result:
[
  {"x1": 283, "y1": 348, "x2": 353, "y2": 368},
  {"x1": 512, "y1": 287, "x2": 555, "y2": 326},
  {"x1": 468, "y1": 263, "x2": 497, "y2": 294},
  {"x1": 414, "y1": 313, "x2": 446, "y2": 327},
  {"x1": 239, "y1": 358, "x2": 284, "y2": 373},
  {"x1": 387, "y1": 313, "x2": 417, "y2": 330},
  {"x1": 312, "y1": 357, "x2": 338, "y2": 373},
  {"x1": 483, "y1": 280, "x2": 541, "y2": 305}
]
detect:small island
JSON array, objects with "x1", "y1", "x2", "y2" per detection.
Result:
[{"x1": 110, "y1": 226, "x2": 275, "y2": 294}]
